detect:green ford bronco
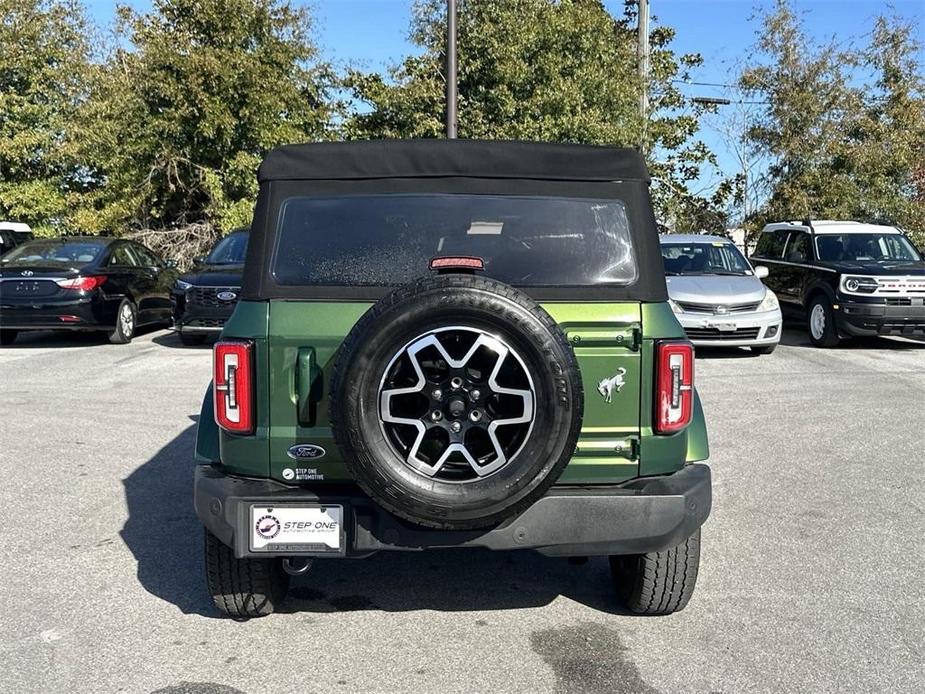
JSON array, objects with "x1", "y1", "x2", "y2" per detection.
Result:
[{"x1": 193, "y1": 140, "x2": 711, "y2": 618}]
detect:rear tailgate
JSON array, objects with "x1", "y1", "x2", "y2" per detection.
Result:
[{"x1": 267, "y1": 300, "x2": 643, "y2": 485}]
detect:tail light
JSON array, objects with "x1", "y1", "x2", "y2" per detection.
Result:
[
  {"x1": 214, "y1": 340, "x2": 254, "y2": 434},
  {"x1": 655, "y1": 340, "x2": 694, "y2": 434},
  {"x1": 56, "y1": 275, "x2": 107, "y2": 291}
]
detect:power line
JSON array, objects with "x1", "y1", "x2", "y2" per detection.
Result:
[
  {"x1": 672, "y1": 79, "x2": 744, "y2": 90},
  {"x1": 672, "y1": 80, "x2": 896, "y2": 105}
]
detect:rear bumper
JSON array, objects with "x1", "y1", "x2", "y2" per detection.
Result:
[
  {"x1": 0, "y1": 296, "x2": 117, "y2": 330},
  {"x1": 837, "y1": 302, "x2": 925, "y2": 337},
  {"x1": 194, "y1": 463, "x2": 712, "y2": 559}
]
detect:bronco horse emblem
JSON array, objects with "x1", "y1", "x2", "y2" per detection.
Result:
[{"x1": 597, "y1": 367, "x2": 627, "y2": 403}]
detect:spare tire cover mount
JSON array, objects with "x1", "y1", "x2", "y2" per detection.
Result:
[{"x1": 330, "y1": 274, "x2": 583, "y2": 530}]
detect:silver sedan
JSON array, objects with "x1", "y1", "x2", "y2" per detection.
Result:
[{"x1": 660, "y1": 234, "x2": 782, "y2": 354}]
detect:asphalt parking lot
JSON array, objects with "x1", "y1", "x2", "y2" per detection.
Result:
[{"x1": 0, "y1": 327, "x2": 922, "y2": 694}]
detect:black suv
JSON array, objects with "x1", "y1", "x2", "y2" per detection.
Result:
[
  {"x1": 753, "y1": 220, "x2": 925, "y2": 346},
  {"x1": 172, "y1": 229, "x2": 248, "y2": 345}
]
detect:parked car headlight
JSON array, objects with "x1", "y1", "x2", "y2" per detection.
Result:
[
  {"x1": 668, "y1": 299, "x2": 684, "y2": 315},
  {"x1": 758, "y1": 290, "x2": 779, "y2": 311},
  {"x1": 174, "y1": 279, "x2": 193, "y2": 291},
  {"x1": 842, "y1": 276, "x2": 878, "y2": 293}
]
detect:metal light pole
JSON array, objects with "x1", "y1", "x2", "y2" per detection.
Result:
[
  {"x1": 637, "y1": 0, "x2": 649, "y2": 149},
  {"x1": 446, "y1": 0, "x2": 458, "y2": 139}
]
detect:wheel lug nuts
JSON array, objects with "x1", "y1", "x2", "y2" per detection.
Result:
[
  {"x1": 450, "y1": 421, "x2": 462, "y2": 433},
  {"x1": 430, "y1": 410, "x2": 443, "y2": 422},
  {"x1": 469, "y1": 410, "x2": 482, "y2": 422},
  {"x1": 431, "y1": 388, "x2": 443, "y2": 400},
  {"x1": 450, "y1": 377, "x2": 463, "y2": 390},
  {"x1": 469, "y1": 389, "x2": 481, "y2": 401}
]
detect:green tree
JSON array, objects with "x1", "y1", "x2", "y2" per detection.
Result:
[
  {"x1": 739, "y1": 1, "x2": 925, "y2": 244},
  {"x1": 739, "y1": 0, "x2": 857, "y2": 225},
  {"x1": 0, "y1": 0, "x2": 92, "y2": 233},
  {"x1": 77, "y1": 0, "x2": 335, "y2": 232},
  {"x1": 851, "y1": 15, "x2": 925, "y2": 245},
  {"x1": 346, "y1": 0, "x2": 732, "y2": 231}
]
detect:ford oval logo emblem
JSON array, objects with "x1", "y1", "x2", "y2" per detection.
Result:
[
  {"x1": 216, "y1": 290, "x2": 237, "y2": 302},
  {"x1": 287, "y1": 444, "x2": 326, "y2": 460}
]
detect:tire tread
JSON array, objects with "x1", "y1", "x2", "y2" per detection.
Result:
[
  {"x1": 204, "y1": 530, "x2": 289, "y2": 619},
  {"x1": 610, "y1": 528, "x2": 701, "y2": 615}
]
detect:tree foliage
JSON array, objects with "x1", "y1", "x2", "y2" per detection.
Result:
[
  {"x1": 3, "y1": 0, "x2": 922, "y2": 245},
  {"x1": 0, "y1": 0, "x2": 92, "y2": 234},
  {"x1": 75, "y1": 0, "x2": 334, "y2": 233},
  {"x1": 346, "y1": 0, "x2": 734, "y2": 232},
  {"x1": 740, "y1": 0, "x2": 925, "y2": 245}
]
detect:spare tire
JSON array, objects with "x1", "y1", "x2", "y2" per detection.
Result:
[{"x1": 330, "y1": 274, "x2": 583, "y2": 530}]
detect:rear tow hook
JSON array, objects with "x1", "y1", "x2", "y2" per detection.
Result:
[{"x1": 282, "y1": 557, "x2": 314, "y2": 576}]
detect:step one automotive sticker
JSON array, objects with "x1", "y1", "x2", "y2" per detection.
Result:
[{"x1": 282, "y1": 467, "x2": 325, "y2": 482}]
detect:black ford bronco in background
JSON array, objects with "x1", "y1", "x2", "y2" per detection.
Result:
[
  {"x1": 193, "y1": 140, "x2": 711, "y2": 618},
  {"x1": 754, "y1": 220, "x2": 925, "y2": 346}
]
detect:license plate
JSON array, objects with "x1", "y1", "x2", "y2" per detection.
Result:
[
  {"x1": 250, "y1": 505, "x2": 344, "y2": 553},
  {"x1": 709, "y1": 321, "x2": 737, "y2": 332}
]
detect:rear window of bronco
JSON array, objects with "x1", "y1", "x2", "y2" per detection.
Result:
[{"x1": 271, "y1": 194, "x2": 638, "y2": 287}]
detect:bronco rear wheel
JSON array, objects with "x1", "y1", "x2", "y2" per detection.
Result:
[
  {"x1": 330, "y1": 274, "x2": 583, "y2": 530},
  {"x1": 204, "y1": 530, "x2": 289, "y2": 619},
  {"x1": 610, "y1": 529, "x2": 701, "y2": 615}
]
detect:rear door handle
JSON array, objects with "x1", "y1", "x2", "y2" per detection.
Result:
[{"x1": 296, "y1": 347, "x2": 320, "y2": 426}]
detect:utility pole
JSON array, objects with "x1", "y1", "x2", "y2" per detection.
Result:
[
  {"x1": 446, "y1": 0, "x2": 458, "y2": 139},
  {"x1": 637, "y1": 0, "x2": 649, "y2": 149}
]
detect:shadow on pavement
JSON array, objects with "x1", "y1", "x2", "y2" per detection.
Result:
[
  {"x1": 2, "y1": 324, "x2": 168, "y2": 349},
  {"x1": 692, "y1": 324, "x2": 923, "y2": 359},
  {"x1": 279, "y1": 549, "x2": 621, "y2": 615},
  {"x1": 122, "y1": 421, "x2": 625, "y2": 618},
  {"x1": 121, "y1": 418, "x2": 215, "y2": 617},
  {"x1": 152, "y1": 331, "x2": 215, "y2": 350},
  {"x1": 780, "y1": 326, "x2": 925, "y2": 350},
  {"x1": 1, "y1": 330, "x2": 103, "y2": 349},
  {"x1": 693, "y1": 345, "x2": 759, "y2": 360}
]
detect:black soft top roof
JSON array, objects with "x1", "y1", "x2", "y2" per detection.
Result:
[{"x1": 258, "y1": 139, "x2": 650, "y2": 183}]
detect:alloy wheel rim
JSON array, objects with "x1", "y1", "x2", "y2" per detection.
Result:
[
  {"x1": 810, "y1": 304, "x2": 825, "y2": 340},
  {"x1": 378, "y1": 326, "x2": 535, "y2": 482},
  {"x1": 121, "y1": 304, "x2": 134, "y2": 336}
]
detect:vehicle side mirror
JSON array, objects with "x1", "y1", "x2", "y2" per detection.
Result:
[
  {"x1": 165, "y1": 259, "x2": 178, "y2": 269},
  {"x1": 754, "y1": 265, "x2": 769, "y2": 279},
  {"x1": 193, "y1": 256, "x2": 206, "y2": 264}
]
